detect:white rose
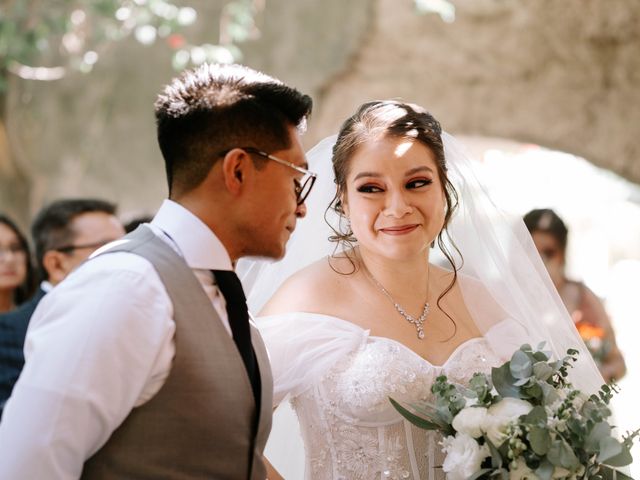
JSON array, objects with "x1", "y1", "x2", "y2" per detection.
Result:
[
  {"x1": 452, "y1": 406, "x2": 488, "y2": 438},
  {"x1": 552, "y1": 466, "x2": 571, "y2": 479},
  {"x1": 552, "y1": 465, "x2": 584, "y2": 480},
  {"x1": 571, "y1": 392, "x2": 588, "y2": 410},
  {"x1": 441, "y1": 433, "x2": 490, "y2": 480},
  {"x1": 483, "y1": 398, "x2": 533, "y2": 446},
  {"x1": 509, "y1": 458, "x2": 536, "y2": 480}
]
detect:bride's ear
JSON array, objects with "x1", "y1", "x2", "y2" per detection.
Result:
[{"x1": 339, "y1": 193, "x2": 349, "y2": 217}]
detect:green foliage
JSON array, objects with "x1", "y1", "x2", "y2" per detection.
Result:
[
  {"x1": 0, "y1": 0, "x2": 259, "y2": 91},
  {"x1": 390, "y1": 343, "x2": 638, "y2": 480}
]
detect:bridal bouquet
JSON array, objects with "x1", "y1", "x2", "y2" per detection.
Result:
[{"x1": 390, "y1": 344, "x2": 637, "y2": 480}]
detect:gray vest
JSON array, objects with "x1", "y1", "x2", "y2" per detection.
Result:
[{"x1": 82, "y1": 226, "x2": 273, "y2": 479}]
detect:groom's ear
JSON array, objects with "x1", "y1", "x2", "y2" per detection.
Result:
[{"x1": 220, "y1": 149, "x2": 248, "y2": 195}]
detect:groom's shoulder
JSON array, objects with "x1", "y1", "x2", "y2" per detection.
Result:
[{"x1": 65, "y1": 250, "x2": 162, "y2": 290}]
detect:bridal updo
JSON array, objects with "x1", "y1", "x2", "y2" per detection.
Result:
[{"x1": 327, "y1": 100, "x2": 459, "y2": 253}]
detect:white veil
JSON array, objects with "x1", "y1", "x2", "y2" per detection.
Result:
[{"x1": 237, "y1": 131, "x2": 603, "y2": 476}]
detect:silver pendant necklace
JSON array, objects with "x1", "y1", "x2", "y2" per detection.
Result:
[{"x1": 362, "y1": 263, "x2": 430, "y2": 340}]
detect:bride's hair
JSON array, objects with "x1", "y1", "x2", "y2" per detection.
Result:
[{"x1": 325, "y1": 100, "x2": 462, "y2": 329}]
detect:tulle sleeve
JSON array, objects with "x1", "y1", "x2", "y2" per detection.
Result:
[{"x1": 256, "y1": 312, "x2": 369, "y2": 405}]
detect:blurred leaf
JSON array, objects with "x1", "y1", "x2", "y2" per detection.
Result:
[
  {"x1": 599, "y1": 465, "x2": 634, "y2": 480},
  {"x1": 486, "y1": 438, "x2": 504, "y2": 469},
  {"x1": 586, "y1": 422, "x2": 612, "y2": 453},
  {"x1": 467, "y1": 468, "x2": 492, "y2": 480},
  {"x1": 388, "y1": 397, "x2": 446, "y2": 433},
  {"x1": 523, "y1": 406, "x2": 547, "y2": 425},
  {"x1": 529, "y1": 426, "x2": 551, "y2": 455},
  {"x1": 597, "y1": 437, "x2": 624, "y2": 464},
  {"x1": 533, "y1": 362, "x2": 553, "y2": 381},
  {"x1": 547, "y1": 438, "x2": 580, "y2": 469},
  {"x1": 521, "y1": 381, "x2": 544, "y2": 403},
  {"x1": 534, "y1": 459, "x2": 554, "y2": 480}
]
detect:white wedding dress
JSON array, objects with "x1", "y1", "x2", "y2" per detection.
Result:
[{"x1": 259, "y1": 312, "x2": 517, "y2": 480}]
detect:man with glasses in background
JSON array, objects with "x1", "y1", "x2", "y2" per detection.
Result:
[
  {"x1": 0, "y1": 198, "x2": 124, "y2": 415},
  {"x1": 0, "y1": 63, "x2": 314, "y2": 480}
]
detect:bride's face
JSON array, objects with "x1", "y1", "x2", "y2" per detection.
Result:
[{"x1": 342, "y1": 135, "x2": 445, "y2": 261}]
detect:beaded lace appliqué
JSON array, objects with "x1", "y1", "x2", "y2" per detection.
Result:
[{"x1": 291, "y1": 337, "x2": 501, "y2": 479}]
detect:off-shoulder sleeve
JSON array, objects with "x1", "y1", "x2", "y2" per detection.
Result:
[{"x1": 255, "y1": 312, "x2": 369, "y2": 405}]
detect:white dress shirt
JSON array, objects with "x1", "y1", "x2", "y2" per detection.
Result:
[{"x1": 0, "y1": 200, "x2": 234, "y2": 479}]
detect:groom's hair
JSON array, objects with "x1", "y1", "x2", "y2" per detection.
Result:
[{"x1": 154, "y1": 63, "x2": 312, "y2": 196}]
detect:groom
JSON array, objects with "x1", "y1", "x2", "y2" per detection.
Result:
[{"x1": 0, "y1": 64, "x2": 313, "y2": 479}]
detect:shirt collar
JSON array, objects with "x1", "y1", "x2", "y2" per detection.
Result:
[
  {"x1": 40, "y1": 281, "x2": 54, "y2": 293},
  {"x1": 151, "y1": 199, "x2": 233, "y2": 271}
]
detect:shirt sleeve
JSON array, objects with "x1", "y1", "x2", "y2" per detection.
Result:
[{"x1": 0, "y1": 253, "x2": 174, "y2": 479}]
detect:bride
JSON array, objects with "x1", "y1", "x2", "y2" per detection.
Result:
[{"x1": 239, "y1": 101, "x2": 602, "y2": 479}]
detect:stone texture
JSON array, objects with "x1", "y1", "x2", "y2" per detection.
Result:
[
  {"x1": 2, "y1": 0, "x2": 639, "y2": 223},
  {"x1": 309, "y1": 0, "x2": 640, "y2": 189}
]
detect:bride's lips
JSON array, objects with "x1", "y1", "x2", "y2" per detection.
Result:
[{"x1": 379, "y1": 224, "x2": 419, "y2": 235}]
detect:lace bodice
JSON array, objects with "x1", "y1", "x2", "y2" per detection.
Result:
[{"x1": 258, "y1": 313, "x2": 506, "y2": 480}]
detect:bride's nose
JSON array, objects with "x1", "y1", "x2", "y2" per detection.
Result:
[{"x1": 383, "y1": 189, "x2": 412, "y2": 218}]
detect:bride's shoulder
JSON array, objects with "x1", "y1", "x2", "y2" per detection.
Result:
[{"x1": 259, "y1": 256, "x2": 356, "y2": 316}]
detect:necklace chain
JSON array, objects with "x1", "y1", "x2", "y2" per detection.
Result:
[{"x1": 362, "y1": 263, "x2": 430, "y2": 340}]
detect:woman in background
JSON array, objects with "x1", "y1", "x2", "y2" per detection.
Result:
[
  {"x1": 0, "y1": 214, "x2": 35, "y2": 314},
  {"x1": 523, "y1": 208, "x2": 626, "y2": 383}
]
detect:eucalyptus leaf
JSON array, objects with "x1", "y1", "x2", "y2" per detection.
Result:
[
  {"x1": 597, "y1": 436, "x2": 624, "y2": 463},
  {"x1": 521, "y1": 382, "x2": 543, "y2": 402},
  {"x1": 585, "y1": 422, "x2": 612, "y2": 452},
  {"x1": 535, "y1": 459, "x2": 554, "y2": 480},
  {"x1": 510, "y1": 350, "x2": 533, "y2": 379},
  {"x1": 601, "y1": 443, "x2": 633, "y2": 467},
  {"x1": 540, "y1": 383, "x2": 559, "y2": 404},
  {"x1": 547, "y1": 438, "x2": 579, "y2": 469},
  {"x1": 599, "y1": 465, "x2": 635, "y2": 480},
  {"x1": 533, "y1": 351, "x2": 551, "y2": 362},
  {"x1": 529, "y1": 426, "x2": 551, "y2": 455},
  {"x1": 533, "y1": 362, "x2": 553, "y2": 381},
  {"x1": 491, "y1": 364, "x2": 521, "y2": 399},
  {"x1": 389, "y1": 398, "x2": 445, "y2": 433},
  {"x1": 486, "y1": 438, "x2": 504, "y2": 469},
  {"x1": 524, "y1": 406, "x2": 547, "y2": 425}
]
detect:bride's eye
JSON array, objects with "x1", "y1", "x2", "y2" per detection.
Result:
[
  {"x1": 357, "y1": 184, "x2": 383, "y2": 193},
  {"x1": 406, "y1": 178, "x2": 432, "y2": 189}
]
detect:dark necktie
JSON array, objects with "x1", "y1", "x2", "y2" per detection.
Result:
[{"x1": 212, "y1": 270, "x2": 261, "y2": 408}]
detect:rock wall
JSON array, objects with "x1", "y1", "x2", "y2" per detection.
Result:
[{"x1": 3, "y1": 0, "x2": 639, "y2": 223}]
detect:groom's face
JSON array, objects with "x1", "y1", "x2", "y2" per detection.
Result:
[{"x1": 244, "y1": 126, "x2": 308, "y2": 259}]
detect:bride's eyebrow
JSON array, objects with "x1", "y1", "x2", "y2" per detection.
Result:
[
  {"x1": 353, "y1": 171, "x2": 381, "y2": 181},
  {"x1": 405, "y1": 166, "x2": 434, "y2": 176}
]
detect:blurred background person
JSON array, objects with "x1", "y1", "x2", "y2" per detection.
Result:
[
  {"x1": 524, "y1": 208, "x2": 626, "y2": 383},
  {"x1": 0, "y1": 199, "x2": 125, "y2": 414},
  {"x1": 0, "y1": 215, "x2": 35, "y2": 314}
]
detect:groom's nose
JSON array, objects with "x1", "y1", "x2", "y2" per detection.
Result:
[{"x1": 295, "y1": 202, "x2": 307, "y2": 219}]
